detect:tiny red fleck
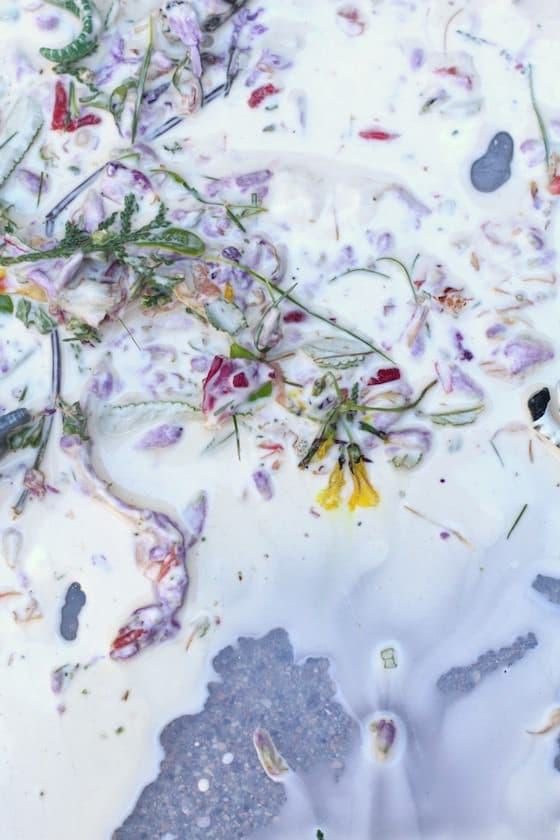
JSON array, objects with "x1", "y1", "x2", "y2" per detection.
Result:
[
  {"x1": 283, "y1": 310, "x2": 306, "y2": 323},
  {"x1": 368, "y1": 368, "x2": 401, "y2": 386},
  {"x1": 248, "y1": 84, "x2": 280, "y2": 108},
  {"x1": 549, "y1": 176, "x2": 560, "y2": 195},
  {"x1": 232, "y1": 371, "x2": 249, "y2": 388},
  {"x1": 358, "y1": 129, "x2": 400, "y2": 141},
  {"x1": 435, "y1": 66, "x2": 459, "y2": 77}
]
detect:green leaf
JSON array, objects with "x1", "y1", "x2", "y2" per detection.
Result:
[
  {"x1": 97, "y1": 400, "x2": 198, "y2": 435},
  {"x1": 39, "y1": 0, "x2": 97, "y2": 65},
  {"x1": 6, "y1": 415, "x2": 45, "y2": 452},
  {"x1": 248, "y1": 380, "x2": 273, "y2": 403},
  {"x1": 131, "y1": 16, "x2": 153, "y2": 143},
  {"x1": 391, "y1": 452, "x2": 424, "y2": 469},
  {"x1": 429, "y1": 405, "x2": 484, "y2": 427},
  {"x1": 15, "y1": 299, "x2": 57, "y2": 334},
  {"x1": 0, "y1": 98, "x2": 44, "y2": 188},
  {"x1": 109, "y1": 79, "x2": 137, "y2": 130},
  {"x1": 63, "y1": 318, "x2": 100, "y2": 344},
  {"x1": 136, "y1": 227, "x2": 205, "y2": 257},
  {"x1": 230, "y1": 342, "x2": 258, "y2": 360},
  {"x1": 57, "y1": 397, "x2": 89, "y2": 441},
  {"x1": 304, "y1": 337, "x2": 372, "y2": 369},
  {"x1": 45, "y1": 0, "x2": 81, "y2": 18},
  {"x1": 0, "y1": 295, "x2": 13, "y2": 314}
]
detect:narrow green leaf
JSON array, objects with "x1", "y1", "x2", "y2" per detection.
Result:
[
  {"x1": 429, "y1": 405, "x2": 484, "y2": 427},
  {"x1": 131, "y1": 16, "x2": 153, "y2": 143},
  {"x1": 230, "y1": 342, "x2": 258, "y2": 360},
  {"x1": 136, "y1": 227, "x2": 205, "y2": 257}
]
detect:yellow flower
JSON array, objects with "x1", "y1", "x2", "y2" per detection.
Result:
[
  {"x1": 348, "y1": 444, "x2": 379, "y2": 511},
  {"x1": 316, "y1": 436, "x2": 334, "y2": 461},
  {"x1": 224, "y1": 282, "x2": 234, "y2": 302},
  {"x1": 317, "y1": 456, "x2": 346, "y2": 510}
]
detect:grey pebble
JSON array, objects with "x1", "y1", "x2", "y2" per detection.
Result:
[
  {"x1": 470, "y1": 132, "x2": 514, "y2": 193},
  {"x1": 532, "y1": 574, "x2": 560, "y2": 605},
  {"x1": 0, "y1": 408, "x2": 32, "y2": 457},
  {"x1": 114, "y1": 627, "x2": 358, "y2": 840},
  {"x1": 436, "y1": 632, "x2": 538, "y2": 695},
  {"x1": 60, "y1": 581, "x2": 86, "y2": 641}
]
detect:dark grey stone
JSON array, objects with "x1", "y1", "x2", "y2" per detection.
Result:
[
  {"x1": 532, "y1": 574, "x2": 560, "y2": 605},
  {"x1": 528, "y1": 388, "x2": 551, "y2": 422},
  {"x1": 470, "y1": 132, "x2": 514, "y2": 193},
  {"x1": 436, "y1": 632, "x2": 538, "y2": 695},
  {"x1": 114, "y1": 628, "x2": 358, "y2": 840},
  {"x1": 60, "y1": 581, "x2": 86, "y2": 641}
]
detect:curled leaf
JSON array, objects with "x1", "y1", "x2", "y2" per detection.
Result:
[{"x1": 304, "y1": 337, "x2": 371, "y2": 369}]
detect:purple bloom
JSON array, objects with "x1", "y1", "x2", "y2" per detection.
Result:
[
  {"x1": 454, "y1": 330, "x2": 474, "y2": 362},
  {"x1": 486, "y1": 323, "x2": 506, "y2": 338},
  {"x1": 504, "y1": 337, "x2": 554, "y2": 375},
  {"x1": 166, "y1": 4, "x2": 203, "y2": 77},
  {"x1": 36, "y1": 14, "x2": 59, "y2": 30},
  {"x1": 235, "y1": 169, "x2": 273, "y2": 191},
  {"x1": 222, "y1": 246, "x2": 242, "y2": 262},
  {"x1": 253, "y1": 469, "x2": 274, "y2": 500},
  {"x1": 16, "y1": 168, "x2": 44, "y2": 195},
  {"x1": 136, "y1": 424, "x2": 183, "y2": 450},
  {"x1": 410, "y1": 47, "x2": 425, "y2": 69}
]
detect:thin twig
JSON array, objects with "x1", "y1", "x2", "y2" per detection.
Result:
[{"x1": 506, "y1": 503, "x2": 528, "y2": 540}]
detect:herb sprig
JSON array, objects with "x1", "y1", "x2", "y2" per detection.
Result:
[{"x1": 0, "y1": 193, "x2": 205, "y2": 266}]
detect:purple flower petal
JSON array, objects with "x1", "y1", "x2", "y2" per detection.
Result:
[{"x1": 136, "y1": 424, "x2": 183, "y2": 450}]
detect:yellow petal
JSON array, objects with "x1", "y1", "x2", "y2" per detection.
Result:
[
  {"x1": 224, "y1": 282, "x2": 234, "y2": 303},
  {"x1": 316, "y1": 436, "x2": 334, "y2": 461},
  {"x1": 317, "y1": 460, "x2": 346, "y2": 510},
  {"x1": 348, "y1": 461, "x2": 380, "y2": 511},
  {"x1": 15, "y1": 283, "x2": 48, "y2": 303}
]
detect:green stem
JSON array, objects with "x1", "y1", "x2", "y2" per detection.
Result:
[
  {"x1": 376, "y1": 256, "x2": 418, "y2": 302},
  {"x1": 345, "y1": 379, "x2": 437, "y2": 414},
  {"x1": 528, "y1": 65, "x2": 550, "y2": 174},
  {"x1": 131, "y1": 17, "x2": 153, "y2": 144}
]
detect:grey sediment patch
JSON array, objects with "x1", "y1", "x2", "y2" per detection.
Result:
[
  {"x1": 437, "y1": 632, "x2": 538, "y2": 695},
  {"x1": 114, "y1": 627, "x2": 358, "y2": 840},
  {"x1": 532, "y1": 574, "x2": 560, "y2": 605}
]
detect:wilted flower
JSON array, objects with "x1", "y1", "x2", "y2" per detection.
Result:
[
  {"x1": 369, "y1": 717, "x2": 397, "y2": 760},
  {"x1": 348, "y1": 444, "x2": 379, "y2": 510},
  {"x1": 317, "y1": 454, "x2": 346, "y2": 510}
]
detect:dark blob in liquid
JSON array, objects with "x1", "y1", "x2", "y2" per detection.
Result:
[
  {"x1": 60, "y1": 581, "x2": 87, "y2": 641},
  {"x1": 470, "y1": 131, "x2": 514, "y2": 193},
  {"x1": 528, "y1": 386, "x2": 551, "y2": 422}
]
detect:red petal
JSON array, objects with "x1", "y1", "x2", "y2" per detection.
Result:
[
  {"x1": 359, "y1": 129, "x2": 399, "y2": 141},
  {"x1": 367, "y1": 368, "x2": 401, "y2": 385}
]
